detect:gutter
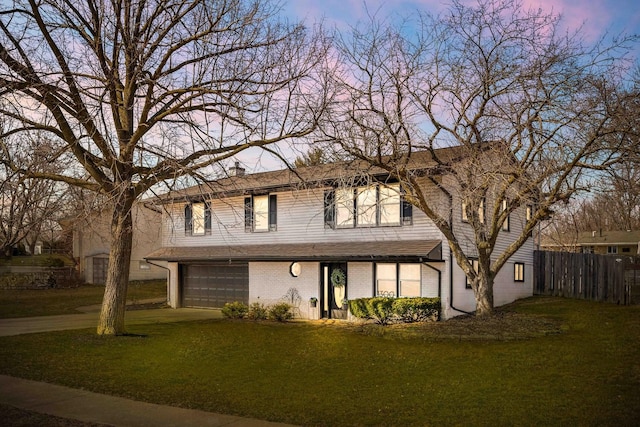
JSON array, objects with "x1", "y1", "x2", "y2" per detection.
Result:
[{"x1": 144, "y1": 259, "x2": 171, "y2": 306}]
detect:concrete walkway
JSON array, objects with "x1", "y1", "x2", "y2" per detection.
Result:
[
  {"x1": 0, "y1": 375, "x2": 296, "y2": 427},
  {"x1": 0, "y1": 306, "x2": 298, "y2": 427}
]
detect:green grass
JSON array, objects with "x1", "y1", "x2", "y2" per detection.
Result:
[
  {"x1": 0, "y1": 280, "x2": 166, "y2": 318},
  {"x1": 1, "y1": 296, "x2": 639, "y2": 425}
]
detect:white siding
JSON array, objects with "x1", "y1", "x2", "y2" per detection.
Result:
[{"x1": 163, "y1": 187, "x2": 443, "y2": 247}]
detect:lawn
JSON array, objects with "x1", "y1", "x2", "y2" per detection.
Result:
[
  {"x1": 0, "y1": 280, "x2": 167, "y2": 318},
  {"x1": 0, "y1": 296, "x2": 639, "y2": 425}
]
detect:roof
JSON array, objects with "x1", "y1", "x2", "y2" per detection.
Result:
[
  {"x1": 145, "y1": 240, "x2": 443, "y2": 263},
  {"x1": 158, "y1": 144, "x2": 484, "y2": 203},
  {"x1": 577, "y1": 230, "x2": 640, "y2": 246}
]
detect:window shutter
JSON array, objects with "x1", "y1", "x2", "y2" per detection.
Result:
[
  {"x1": 204, "y1": 202, "x2": 212, "y2": 233},
  {"x1": 324, "y1": 189, "x2": 335, "y2": 228},
  {"x1": 402, "y1": 199, "x2": 413, "y2": 225},
  {"x1": 269, "y1": 194, "x2": 277, "y2": 231},
  {"x1": 184, "y1": 204, "x2": 192, "y2": 235},
  {"x1": 244, "y1": 197, "x2": 252, "y2": 232}
]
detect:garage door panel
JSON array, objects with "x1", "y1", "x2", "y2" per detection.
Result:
[{"x1": 182, "y1": 263, "x2": 249, "y2": 308}]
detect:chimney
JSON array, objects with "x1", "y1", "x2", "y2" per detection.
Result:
[{"x1": 229, "y1": 161, "x2": 245, "y2": 177}]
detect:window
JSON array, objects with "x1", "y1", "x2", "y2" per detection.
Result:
[
  {"x1": 245, "y1": 194, "x2": 277, "y2": 232},
  {"x1": 514, "y1": 262, "x2": 525, "y2": 282},
  {"x1": 526, "y1": 205, "x2": 533, "y2": 221},
  {"x1": 375, "y1": 263, "x2": 421, "y2": 297},
  {"x1": 607, "y1": 246, "x2": 618, "y2": 254},
  {"x1": 184, "y1": 202, "x2": 211, "y2": 236},
  {"x1": 465, "y1": 258, "x2": 479, "y2": 289},
  {"x1": 356, "y1": 186, "x2": 377, "y2": 226},
  {"x1": 501, "y1": 199, "x2": 510, "y2": 231},
  {"x1": 139, "y1": 261, "x2": 151, "y2": 270},
  {"x1": 583, "y1": 246, "x2": 594, "y2": 254},
  {"x1": 326, "y1": 183, "x2": 409, "y2": 229},
  {"x1": 462, "y1": 199, "x2": 485, "y2": 224},
  {"x1": 335, "y1": 187, "x2": 355, "y2": 228},
  {"x1": 379, "y1": 185, "x2": 401, "y2": 226}
]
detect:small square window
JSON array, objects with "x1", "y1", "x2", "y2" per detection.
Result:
[
  {"x1": 466, "y1": 258, "x2": 479, "y2": 289},
  {"x1": 514, "y1": 262, "x2": 525, "y2": 282}
]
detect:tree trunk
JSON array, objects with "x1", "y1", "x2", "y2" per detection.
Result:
[
  {"x1": 474, "y1": 273, "x2": 494, "y2": 317},
  {"x1": 97, "y1": 193, "x2": 134, "y2": 335}
]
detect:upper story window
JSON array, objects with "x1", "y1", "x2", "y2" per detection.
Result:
[
  {"x1": 325, "y1": 183, "x2": 412, "y2": 229},
  {"x1": 501, "y1": 199, "x2": 510, "y2": 231},
  {"x1": 526, "y1": 205, "x2": 533, "y2": 221},
  {"x1": 245, "y1": 194, "x2": 277, "y2": 232},
  {"x1": 462, "y1": 198, "x2": 485, "y2": 224},
  {"x1": 184, "y1": 202, "x2": 211, "y2": 236}
]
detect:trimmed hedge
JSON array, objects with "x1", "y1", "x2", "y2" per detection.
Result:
[
  {"x1": 222, "y1": 301, "x2": 294, "y2": 322},
  {"x1": 348, "y1": 297, "x2": 441, "y2": 324}
]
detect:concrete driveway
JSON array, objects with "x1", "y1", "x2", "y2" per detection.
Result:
[{"x1": 0, "y1": 305, "x2": 223, "y2": 336}]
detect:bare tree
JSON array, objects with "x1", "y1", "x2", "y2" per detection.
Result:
[
  {"x1": 0, "y1": 133, "x2": 69, "y2": 257},
  {"x1": 0, "y1": 0, "x2": 330, "y2": 334},
  {"x1": 322, "y1": 0, "x2": 637, "y2": 315}
]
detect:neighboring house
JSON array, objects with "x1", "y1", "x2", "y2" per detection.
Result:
[
  {"x1": 577, "y1": 230, "x2": 640, "y2": 255},
  {"x1": 539, "y1": 233, "x2": 580, "y2": 252},
  {"x1": 66, "y1": 202, "x2": 166, "y2": 284},
  {"x1": 146, "y1": 149, "x2": 534, "y2": 319}
]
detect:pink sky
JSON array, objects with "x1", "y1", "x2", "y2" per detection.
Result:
[{"x1": 283, "y1": 0, "x2": 639, "y2": 44}]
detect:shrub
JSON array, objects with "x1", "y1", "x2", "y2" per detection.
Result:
[
  {"x1": 221, "y1": 301, "x2": 249, "y2": 319},
  {"x1": 392, "y1": 297, "x2": 440, "y2": 322},
  {"x1": 247, "y1": 302, "x2": 268, "y2": 320},
  {"x1": 348, "y1": 298, "x2": 370, "y2": 320},
  {"x1": 349, "y1": 297, "x2": 441, "y2": 324},
  {"x1": 366, "y1": 297, "x2": 395, "y2": 325},
  {"x1": 268, "y1": 302, "x2": 293, "y2": 322}
]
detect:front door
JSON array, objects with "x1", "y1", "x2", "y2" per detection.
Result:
[{"x1": 321, "y1": 262, "x2": 347, "y2": 319}]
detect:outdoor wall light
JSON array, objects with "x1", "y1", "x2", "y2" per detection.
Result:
[{"x1": 289, "y1": 262, "x2": 301, "y2": 277}]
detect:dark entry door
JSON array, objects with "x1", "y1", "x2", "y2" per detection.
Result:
[
  {"x1": 181, "y1": 263, "x2": 249, "y2": 308},
  {"x1": 93, "y1": 257, "x2": 108, "y2": 285},
  {"x1": 321, "y1": 262, "x2": 347, "y2": 319}
]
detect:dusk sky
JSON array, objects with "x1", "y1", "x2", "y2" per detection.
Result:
[
  {"x1": 283, "y1": 0, "x2": 639, "y2": 45},
  {"x1": 245, "y1": 0, "x2": 639, "y2": 171}
]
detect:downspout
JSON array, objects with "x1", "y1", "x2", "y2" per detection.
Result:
[
  {"x1": 428, "y1": 176, "x2": 473, "y2": 316},
  {"x1": 144, "y1": 259, "x2": 170, "y2": 306}
]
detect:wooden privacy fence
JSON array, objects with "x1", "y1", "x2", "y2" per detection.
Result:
[{"x1": 534, "y1": 251, "x2": 640, "y2": 305}]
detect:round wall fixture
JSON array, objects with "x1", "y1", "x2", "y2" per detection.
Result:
[{"x1": 289, "y1": 262, "x2": 301, "y2": 277}]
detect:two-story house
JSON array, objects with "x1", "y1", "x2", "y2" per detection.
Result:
[{"x1": 146, "y1": 148, "x2": 534, "y2": 319}]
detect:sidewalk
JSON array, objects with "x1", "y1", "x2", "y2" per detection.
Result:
[
  {"x1": 0, "y1": 306, "x2": 298, "y2": 426},
  {"x1": 0, "y1": 375, "x2": 297, "y2": 427}
]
